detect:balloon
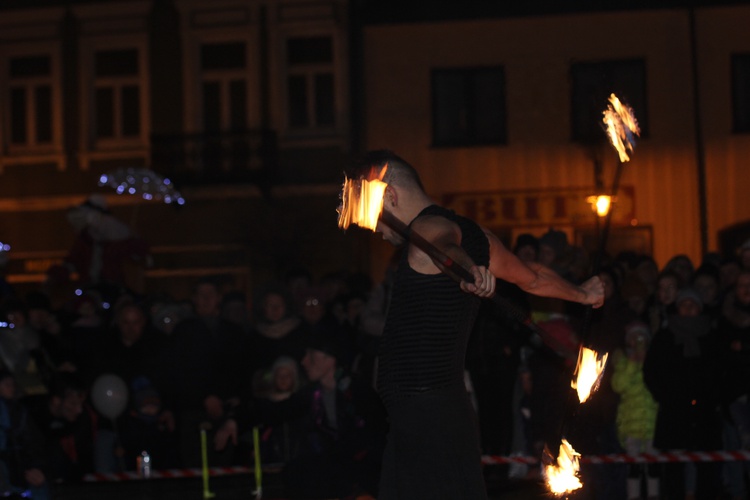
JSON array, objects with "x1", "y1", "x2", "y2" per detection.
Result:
[{"x1": 91, "y1": 373, "x2": 129, "y2": 419}]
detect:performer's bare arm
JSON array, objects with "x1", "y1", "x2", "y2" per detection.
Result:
[
  {"x1": 483, "y1": 228, "x2": 604, "y2": 308},
  {"x1": 406, "y1": 215, "x2": 602, "y2": 307}
]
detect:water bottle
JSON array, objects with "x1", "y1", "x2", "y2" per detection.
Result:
[{"x1": 138, "y1": 450, "x2": 152, "y2": 478}]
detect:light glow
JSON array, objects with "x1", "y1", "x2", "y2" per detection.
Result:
[{"x1": 586, "y1": 195, "x2": 614, "y2": 217}]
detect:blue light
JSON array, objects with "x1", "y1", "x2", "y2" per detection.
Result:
[{"x1": 75, "y1": 289, "x2": 83, "y2": 296}]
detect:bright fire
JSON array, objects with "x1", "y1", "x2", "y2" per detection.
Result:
[
  {"x1": 571, "y1": 346, "x2": 609, "y2": 403},
  {"x1": 337, "y1": 165, "x2": 388, "y2": 231},
  {"x1": 603, "y1": 93, "x2": 640, "y2": 163},
  {"x1": 543, "y1": 439, "x2": 583, "y2": 496}
]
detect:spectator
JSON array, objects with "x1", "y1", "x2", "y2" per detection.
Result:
[
  {"x1": 0, "y1": 370, "x2": 49, "y2": 499},
  {"x1": 513, "y1": 233, "x2": 539, "y2": 265},
  {"x1": 0, "y1": 297, "x2": 51, "y2": 400},
  {"x1": 691, "y1": 264, "x2": 722, "y2": 321},
  {"x1": 718, "y1": 270, "x2": 750, "y2": 500},
  {"x1": 117, "y1": 377, "x2": 179, "y2": 471},
  {"x1": 663, "y1": 254, "x2": 695, "y2": 289},
  {"x1": 611, "y1": 321, "x2": 659, "y2": 500},
  {"x1": 252, "y1": 284, "x2": 307, "y2": 373},
  {"x1": 28, "y1": 374, "x2": 96, "y2": 483},
  {"x1": 644, "y1": 288, "x2": 723, "y2": 499},
  {"x1": 648, "y1": 270, "x2": 680, "y2": 334},
  {"x1": 256, "y1": 356, "x2": 303, "y2": 464},
  {"x1": 216, "y1": 332, "x2": 387, "y2": 499},
  {"x1": 89, "y1": 301, "x2": 170, "y2": 473},
  {"x1": 155, "y1": 277, "x2": 248, "y2": 468}
]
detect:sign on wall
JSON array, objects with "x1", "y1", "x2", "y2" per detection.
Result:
[{"x1": 443, "y1": 186, "x2": 635, "y2": 228}]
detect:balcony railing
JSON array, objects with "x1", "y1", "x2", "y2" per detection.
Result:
[{"x1": 150, "y1": 129, "x2": 277, "y2": 187}]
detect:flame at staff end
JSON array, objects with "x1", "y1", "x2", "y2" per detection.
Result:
[
  {"x1": 571, "y1": 346, "x2": 609, "y2": 403},
  {"x1": 603, "y1": 93, "x2": 641, "y2": 163},
  {"x1": 337, "y1": 165, "x2": 389, "y2": 232},
  {"x1": 543, "y1": 439, "x2": 583, "y2": 496}
]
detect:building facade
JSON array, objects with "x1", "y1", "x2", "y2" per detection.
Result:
[
  {"x1": 0, "y1": 0, "x2": 366, "y2": 298},
  {"x1": 361, "y1": 3, "x2": 750, "y2": 281}
]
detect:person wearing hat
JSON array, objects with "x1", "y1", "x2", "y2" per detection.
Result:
[
  {"x1": 644, "y1": 287, "x2": 723, "y2": 499},
  {"x1": 611, "y1": 321, "x2": 659, "y2": 500}
]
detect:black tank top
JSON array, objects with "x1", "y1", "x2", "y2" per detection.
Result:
[{"x1": 377, "y1": 205, "x2": 490, "y2": 407}]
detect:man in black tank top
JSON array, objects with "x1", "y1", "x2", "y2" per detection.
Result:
[{"x1": 347, "y1": 151, "x2": 605, "y2": 500}]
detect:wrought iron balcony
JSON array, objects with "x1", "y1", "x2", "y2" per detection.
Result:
[{"x1": 150, "y1": 129, "x2": 277, "y2": 187}]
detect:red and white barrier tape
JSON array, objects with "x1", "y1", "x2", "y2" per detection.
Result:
[
  {"x1": 83, "y1": 451, "x2": 750, "y2": 482},
  {"x1": 84, "y1": 466, "x2": 252, "y2": 482}
]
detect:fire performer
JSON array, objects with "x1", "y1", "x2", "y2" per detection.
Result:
[{"x1": 345, "y1": 150, "x2": 605, "y2": 499}]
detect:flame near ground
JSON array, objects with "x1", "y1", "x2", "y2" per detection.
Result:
[{"x1": 543, "y1": 439, "x2": 583, "y2": 496}]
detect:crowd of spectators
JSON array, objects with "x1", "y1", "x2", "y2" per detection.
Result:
[{"x1": 1, "y1": 230, "x2": 750, "y2": 500}]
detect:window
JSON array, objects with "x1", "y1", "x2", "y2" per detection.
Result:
[
  {"x1": 7, "y1": 54, "x2": 54, "y2": 147},
  {"x1": 431, "y1": 66, "x2": 507, "y2": 147},
  {"x1": 732, "y1": 53, "x2": 750, "y2": 133},
  {"x1": 92, "y1": 48, "x2": 142, "y2": 141},
  {"x1": 286, "y1": 36, "x2": 335, "y2": 130},
  {"x1": 570, "y1": 59, "x2": 648, "y2": 144},
  {"x1": 200, "y1": 41, "x2": 248, "y2": 132}
]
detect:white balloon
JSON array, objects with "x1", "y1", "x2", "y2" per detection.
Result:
[{"x1": 91, "y1": 373, "x2": 129, "y2": 419}]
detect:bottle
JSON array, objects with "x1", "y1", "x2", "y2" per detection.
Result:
[{"x1": 138, "y1": 451, "x2": 152, "y2": 479}]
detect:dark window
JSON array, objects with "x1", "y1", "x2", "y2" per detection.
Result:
[
  {"x1": 432, "y1": 66, "x2": 507, "y2": 147},
  {"x1": 732, "y1": 53, "x2": 750, "y2": 133},
  {"x1": 570, "y1": 59, "x2": 648, "y2": 144},
  {"x1": 202, "y1": 82, "x2": 221, "y2": 132},
  {"x1": 229, "y1": 79, "x2": 247, "y2": 131},
  {"x1": 314, "y1": 73, "x2": 334, "y2": 126},
  {"x1": 35, "y1": 86, "x2": 52, "y2": 142},
  {"x1": 287, "y1": 37, "x2": 333, "y2": 65},
  {"x1": 9, "y1": 55, "x2": 50, "y2": 78},
  {"x1": 288, "y1": 75, "x2": 308, "y2": 128},
  {"x1": 95, "y1": 87, "x2": 115, "y2": 139},
  {"x1": 95, "y1": 49, "x2": 139, "y2": 77},
  {"x1": 121, "y1": 85, "x2": 140, "y2": 136},
  {"x1": 10, "y1": 88, "x2": 27, "y2": 144},
  {"x1": 201, "y1": 42, "x2": 246, "y2": 71}
]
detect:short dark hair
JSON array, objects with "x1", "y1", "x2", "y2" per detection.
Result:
[{"x1": 348, "y1": 150, "x2": 424, "y2": 190}]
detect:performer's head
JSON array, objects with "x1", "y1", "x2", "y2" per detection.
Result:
[
  {"x1": 350, "y1": 150, "x2": 430, "y2": 245},
  {"x1": 351, "y1": 149, "x2": 424, "y2": 192}
]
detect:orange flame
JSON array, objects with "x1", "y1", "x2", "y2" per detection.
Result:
[
  {"x1": 337, "y1": 165, "x2": 388, "y2": 231},
  {"x1": 571, "y1": 346, "x2": 609, "y2": 403},
  {"x1": 543, "y1": 439, "x2": 583, "y2": 496},
  {"x1": 603, "y1": 93, "x2": 640, "y2": 162}
]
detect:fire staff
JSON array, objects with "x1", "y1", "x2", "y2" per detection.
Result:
[{"x1": 345, "y1": 150, "x2": 604, "y2": 500}]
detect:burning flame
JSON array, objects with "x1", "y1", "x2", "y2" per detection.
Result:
[
  {"x1": 571, "y1": 346, "x2": 609, "y2": 403},
  {"x1": 603, "y1": 93, "x2": 640, "y2": 162},
  {"x1": 543, "y1": 439, "x2": 583, "y2": 496},
  {"x1": 337, "y1": 165, "x2": 388, "y2": 231}
]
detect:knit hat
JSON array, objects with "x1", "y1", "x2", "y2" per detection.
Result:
[{"x1": 675, "y1": 287, "x2": 703, "y2": 310}]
